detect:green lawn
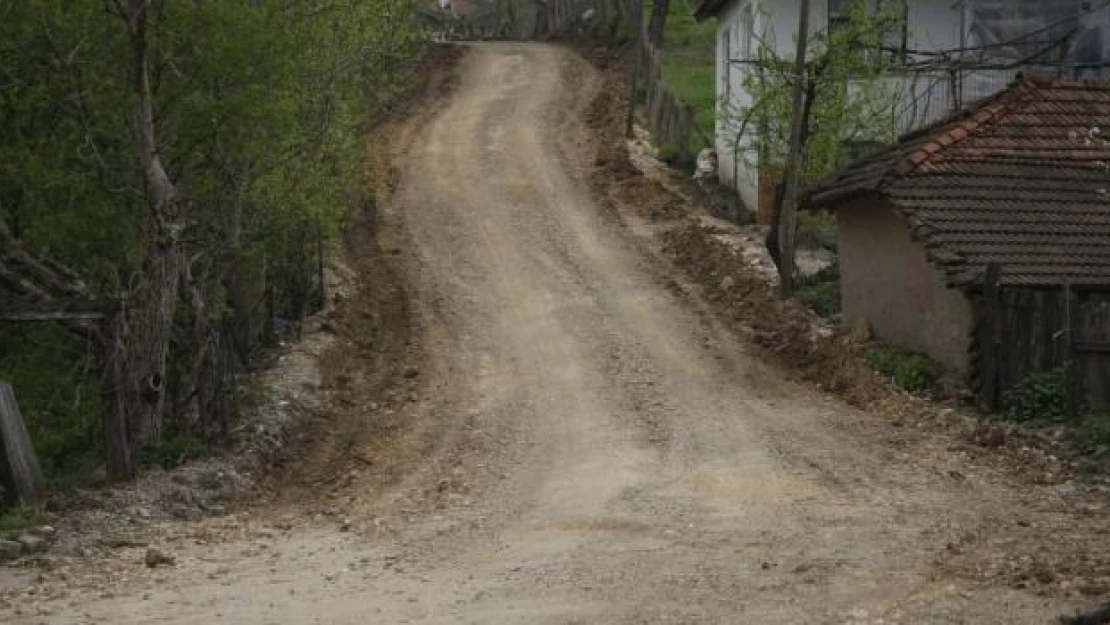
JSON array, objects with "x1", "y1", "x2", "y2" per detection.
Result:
[{"x1": 658, "y1": 3, "x2": 717, "y2": 139}]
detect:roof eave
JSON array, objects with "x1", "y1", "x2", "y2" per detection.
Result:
[
  {"x1": 693, "y1": 0, "x2": 731, "y2": 22},
  {"x1": 801, "y1": 187, "x2": 884, "y2": 211}
]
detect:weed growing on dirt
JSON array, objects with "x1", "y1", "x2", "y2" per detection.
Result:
[
  {"x1": 794, "y1": 264, "x2": 840, "y2": 317},
  {"x1": 797, "y1": 211, "x2": 838, "y2": 252},
  {"x1": 0, "y1": 505, "x2": 43, "y2": 536},
  {"x1": 1002, "y1": 369, "x2": 1069, "y2": 423},
  {"x1": 863, "y1": 343, "x2": 942, "y2": 394},
  {"x1": 657, "y1": 142, "x2": 681, "y2": 163},
  {"x1": 1077, "y1": 414, "x2": 1110, "y2": 458},
  {"x1": 657, "y1": 3, "x2": 716, "y2": 133}
]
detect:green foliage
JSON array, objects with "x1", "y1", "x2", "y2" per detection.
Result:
[
  {"x1": 0, "y1": 0, "x2": 425, "y2": 484},
  {"x1": 726, "y1": 0, "x2": 906, "y2": 182},
  {"x1": 795, "y1": 264, "x2": 840, "y2": 317},
  {"x1": 656, "y1": 141, "x2": 697, "y2": 170},
  {"x1": 1076, "y1": 413, "x2": 1110, "y2": 458},
  {"x1": 658, "y1": 4, "x2": 717, "y2": 144},
  {"x1": 657, "y1": 142, "x2": 682, "y2": 163},
  {"x1": 616, "y1": 16, "x2": 636, "y2": 44},
  {"x1": 0, "y1": 326, "x2": 101, "y2": 481},
  {"x1": 0, "y1": 506, "x2": 44, "y2": 537},
  {"x1": 864, "y1": 344, "x2": 942, "y2": 394},
  {"x1": 1002, "y1": 369, "x2": 1069, "y2": 423},
  {"x1": 797, "y1": 211, "x2": 838, "y2": 252}
]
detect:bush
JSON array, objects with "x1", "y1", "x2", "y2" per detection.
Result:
[
  {"x1": 1002, "y1": 369, "x2": 1069, "y2": 423},
  {"x1": 0, "y1": 505, "x2": 44, "y2": 536},
  {"x1": 864, "y1": 344, "x2": 943, "y2": 394},
  {"x1": 796, "y1": 280, "x2": 840, "y2": 318},
  {"x1": 1077, "y1": 413, "x2": 1110, "y2": 457},
  {"x1": 795, "y1": 263, "x2": 840, "y2": 317},
  {"x1": 797, "y1": 211, "x2": 838, "y2": 252},
  {"x1": 656, "y1": 142, "x2": 681, "y2": 164},
  {"x1": 0, "y1": 325, "x2": 101, "y2": 483}
]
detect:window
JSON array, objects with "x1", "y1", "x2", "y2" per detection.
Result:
[
  {"x1": 968, "y1": 0, "x2": 1107, "y2": 65},
  {"x1": 828, "y1": 0, "x2": 852, "y2": 36},
  {"x1": 739, "y1": 4, "x2": 754, "y2": 60},
  {"x1": 827, "y1": 0, "x2": 909, "y2": 64}
]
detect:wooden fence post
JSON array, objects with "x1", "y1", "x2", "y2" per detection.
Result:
[
  {"x1": 625, "y1": 0, "x2": 643, "y2": 137},
  {"x1": 0, "y1": 379, "x2": 46, "y2": 505},
  {"x1": 977, "y1": 262, "x2": 1002, "y2": 412},
  {"x1": 1063, "y1": 278, "x2": 1080, "y2": 417}
]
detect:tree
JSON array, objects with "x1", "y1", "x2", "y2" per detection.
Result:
[
  {"x1": 717, "y1": 0, "x2": 907, "y2": 277},
  {"x1": 0, "y1": 0, "x2": 425, "y2": 484},
  {"x1": 648, "y1": 0, "x2": 670, "y2": 46}
]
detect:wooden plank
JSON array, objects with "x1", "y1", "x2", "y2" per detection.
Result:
[
  {"x1": 1071, "y1": 343, "x2": 1110, "y2": 353},
  {"x1": 1064, "y1": 280, "x2": 1079, "y2": 416},
  {"x1": 0, "y1": 380, "x2": 45, "y2": 505},
  {"x1": 977, "y1": 262, "x2": 1002, "y2": 412},
  {"x1": 1077, "y1": 294, "x2": 1109, "y2": 410},
  {"x1": 1, "y1": 310, "x2": 109, "y2": 322}
]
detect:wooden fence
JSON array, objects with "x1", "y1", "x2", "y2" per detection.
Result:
[
  {"x1": 632, "y1": 34, "x2": 712, "y2": 162},
  {"x1": 533, "y1": 0, "x2": 626, "y2": 37},
  {"x1": 0, "y1": 380, "x2": 45, "y2": 505},
  {"x1": 463, "y1": 0, "x2": 711, "y2": 161},
  {"x1": 975, "y1": 264, "x2": 1110, "y2": 412}
]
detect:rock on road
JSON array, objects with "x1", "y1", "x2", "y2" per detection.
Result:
[{"x1": 6, "y1": 44, "x2": 1083, "y2": 624}]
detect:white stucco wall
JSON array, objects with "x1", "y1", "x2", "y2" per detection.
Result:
[{"x1": 711, "y1": 0, "x2": 963, "y2": 212}]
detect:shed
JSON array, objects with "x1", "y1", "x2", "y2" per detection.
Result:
[{"x1": 806, "y1": 76, "x2": 1110, "y2": 411}]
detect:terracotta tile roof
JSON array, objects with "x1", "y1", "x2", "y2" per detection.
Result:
[{"x1": 806, "y1": 76, "x2": 1110, "y2": 288}]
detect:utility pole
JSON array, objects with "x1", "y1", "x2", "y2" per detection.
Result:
[{"x1": 777, "y1": 0, "x2": 812, "y2": 298}]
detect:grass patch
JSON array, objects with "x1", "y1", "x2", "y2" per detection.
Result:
[
  {"x1": 658, "y1": 3, "x2": 717, "y2": 147},
  {"x1": 864, "y1": 343, "x2": 942, "y2": 394},
  {"x1": 795, "y1": 264, "x2": 840, "y2": 318},
  {"x1": 0, "y1": 505, "x2": 44, "y2": 537},
  {"x1": 995, "y1": 371, "x2": 1110, "y2": 469},
  {"x1": 797, "y1": 211, "x2": 838, "y2": 252},
  {"x1": 1077, "y1": 414, "x2": 1110, "y2": 458}
]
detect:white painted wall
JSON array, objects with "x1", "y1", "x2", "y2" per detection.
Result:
[
  {"x1": 714, "y1": 0, "x2": 758, "y2": 210},
  {"x1": 711, "y1": 0, "x2": 963, "y2": 213}
]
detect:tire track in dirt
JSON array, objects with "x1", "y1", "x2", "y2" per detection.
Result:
[{"x1": 3, "y1": 42, "x2": 1106, "y2": 625}]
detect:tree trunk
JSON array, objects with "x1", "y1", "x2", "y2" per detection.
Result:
[
  {"x1": 100, "y1": 314, "x2": 135, "y2": 482},
  {"x1": 123, "y1": 0, "x2": 184, "y2": 448},
  {"x1": 648, "y1": 0, "x2": 668, "y2": 46},
  {"x1": 0, "y1": 380, "x2": 46, "y2": 505},
  {"x1": 766, "y1": 60, "x2": 821, "y2": 275}
]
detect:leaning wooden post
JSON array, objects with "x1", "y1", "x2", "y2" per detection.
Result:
[
  {"x1": 0, "y1": 379, "x2": 46, "y2": 505},
  {"x1": 101, "y1": 310, "x2": 136, "y2": 483}
]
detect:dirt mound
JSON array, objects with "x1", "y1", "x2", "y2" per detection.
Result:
[{"x1": 661, "y1": 222, "x2": 899, "y2": 406}]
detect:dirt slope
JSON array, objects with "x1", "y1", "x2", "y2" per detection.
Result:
[{"x1": 3, "y1": 43, "x2": 1106, "y2": 624}]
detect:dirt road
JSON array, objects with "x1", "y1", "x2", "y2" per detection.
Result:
[{"x1": 4, "y1": 44, "x2": 1098, "y2": 624}]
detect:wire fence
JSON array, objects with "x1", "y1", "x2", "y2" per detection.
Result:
[{"x1": 891, "y1": 64, "x2": 1110, "y2": 137}]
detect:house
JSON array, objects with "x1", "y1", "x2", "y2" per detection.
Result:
[
  {"x1": 805, "y1": 76, "x2": 1110, "y2": 409},
  {"x1": 694, "y1": 0, "x2": 1110, "y2": 222}
]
